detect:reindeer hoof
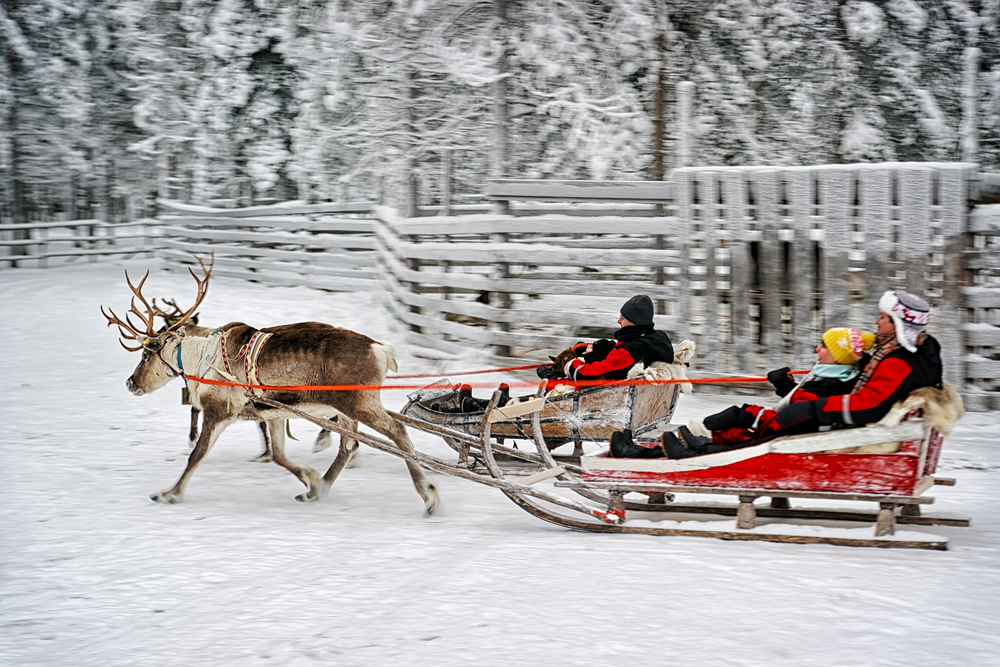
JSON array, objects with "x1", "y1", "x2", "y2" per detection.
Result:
[
  {"x1": 313, "y1": 433, "x2": 333, "y2": 453},
  {"x1": 423, "y1": 483, "x2": 440, "y2": 516},
  {"x1": 150, "y1": 491, "x2": 180, "y2": 504},
  {"x1": 250, "y1": 453, "x2": 273, "y2": 463},
  {"x1": 294, "y1": 492, "x2": 319, "y2": 503}
]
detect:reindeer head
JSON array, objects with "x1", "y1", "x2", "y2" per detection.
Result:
[{"x1": 101, "y1": 257, "x2": 213, "y2": 396}]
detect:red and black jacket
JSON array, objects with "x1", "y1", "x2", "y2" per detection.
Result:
[
  {"x1": 565, "y1": 325, "x2": 674, "y2": 381},
  {"x1": 773, "y1": 334, "x2": 943, "y2": 432},
  {"x1": 817, "y1": 334, "x2": 943, "y2": 426}
]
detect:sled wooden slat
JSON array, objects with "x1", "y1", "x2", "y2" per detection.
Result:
[{"x1": 552, "y1": 481, "x2": 937, "y2": 504}]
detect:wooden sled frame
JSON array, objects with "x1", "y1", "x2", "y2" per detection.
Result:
[
  {"x1": 400, "y1": 377, "x2": 683, "y2": 455},
  {"x1": 257, "y1": 389, "x2": 968, "y2": 551}
]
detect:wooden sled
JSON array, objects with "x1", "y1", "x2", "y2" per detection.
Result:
[
  {"x1": 400, "y1": 377, "x2": 682, "y2": 454},
  {"x1": 258, "y1": 390, "x2": 967, "y2": 551}
]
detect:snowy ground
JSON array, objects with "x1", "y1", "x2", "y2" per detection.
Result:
[{"x1": 2, "y1": 260, "x2": 999, "y2": 667}]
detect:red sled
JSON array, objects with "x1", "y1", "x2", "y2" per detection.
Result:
[{"x1": 581, "y1": 417, "x2": 944, "y2": 496}]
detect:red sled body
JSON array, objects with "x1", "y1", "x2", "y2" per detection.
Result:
[{"x1": 581, "y1": 419, "x2": 944, "y2": 496}]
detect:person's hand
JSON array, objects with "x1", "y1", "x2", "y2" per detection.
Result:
[
  {"x1": 767, "y1": 367, "x2": 791, "y2": 385},
  {"x1": 774, "y1": 399, "x2": 834, "y2": 429},
  {"x1": 766, "y1": 366, "x2": 795, "y2": 397},
  {"x1": 536, "y1": 364, "x2": 564, "y2": 380}
]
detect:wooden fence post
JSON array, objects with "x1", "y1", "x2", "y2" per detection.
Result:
[
  {"x1": 900, "y1": 166, "x2": 931, "y2": 299},
  {"x1": 699, "y1": 171, "x2": 719, "y2": 367},
  {"x1": 820, "y1": 168, "x2": 852, "y2": 330},
  {"x1": 861, "y1": 167, "x2": 892, "y2": 323},
  {"x1": 754, "y1": 168, "x2": 784, "y2": 371},
  {"x1": 937, "y1": 164, "x2": 973, "y2": 388},
  {"x1": 674, "y1": 169, "x2": 693, "y2": 346},
  {"x1": 723, "y1": 169, "x2": 751, "y2": 374},
  {"x1": 788, "y1": 168, "x2": 815, "y2": 368}
]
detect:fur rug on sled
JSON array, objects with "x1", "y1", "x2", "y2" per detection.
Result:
[{"x1": 627, "y1": 339, "x2": 697, "y2": 394}]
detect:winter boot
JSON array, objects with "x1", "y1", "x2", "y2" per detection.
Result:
[
  {"x1": 610, "y1": 429, "x2": 663, "y2": 458},
  {"x1": 660, "y1": 431, "x2": 688, "y2": 459},
  {"x1": 661, "y1": 427, "x2": 713, "y2": 459},
  {"x1": 678, "y1": 425, "x2": 713, "y2": 450}
]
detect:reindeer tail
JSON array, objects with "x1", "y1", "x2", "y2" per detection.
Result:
[{"x1": 372, "y1": 341, "x2": 399, "y2": 377}]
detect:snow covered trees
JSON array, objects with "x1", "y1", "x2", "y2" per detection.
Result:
[{"x1": 2, "y1": 0, "x2": 1000, "y2": 221}]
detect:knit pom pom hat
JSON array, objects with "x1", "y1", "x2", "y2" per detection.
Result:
[
  {"x1": 879, "y1": 290, "x2": 930, "y2": 353},
  {"x1": 821, "y1": 327, "x2": 876, "y2": 365}
]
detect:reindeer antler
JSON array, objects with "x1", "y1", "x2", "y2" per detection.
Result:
[
  {"x1": 152, "y1": 297, "x2": 186, "y2": 323},
  {"x1": 101, "y1": 269, "x2": 158, "y2": 351},
  {"x1": 161, "y1": 255, "x2": 213, "y2": 334},
  {"x1": 101, "y1": 255, "x2": 213, "y2": 351}
]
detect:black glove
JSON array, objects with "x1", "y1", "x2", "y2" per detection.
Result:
[
  {"x1": 766, "y1": 367, "x2": 795, "y2": 397},
  {"x1": 582, "y1": 338, "x2": 615, "y2": 363},
  {"x1": 536, "y1": 364, "x2": 564, "y2": 380},
  {"x1": 703, "y1": 404, "x2": 761, "y2": 431},
  {"x1": 774, "y1": 399, "x2": 835, "y2": 429}
]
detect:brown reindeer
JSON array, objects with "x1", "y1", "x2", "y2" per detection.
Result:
[
  {"x1": 151, "y1": 298, "x2": 352, "y2": 464},
  {"x1": 102, "y1": 262, "x2": 438, "y2": 511}
]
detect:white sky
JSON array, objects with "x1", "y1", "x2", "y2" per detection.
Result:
[{"x1": 2, "y1": 259, "x2": 998, "y2": 666}]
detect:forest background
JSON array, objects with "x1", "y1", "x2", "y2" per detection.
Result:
[{"x1": 2, "y1": 0, "x2": 999, "y2": 224}]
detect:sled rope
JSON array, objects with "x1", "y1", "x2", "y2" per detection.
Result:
[
  {"x1": 388, "y1": 363, "x2": 541, "y2": 378},
  {"x1": 182, "y1": 371, "x2": 811, "y2": 393}
]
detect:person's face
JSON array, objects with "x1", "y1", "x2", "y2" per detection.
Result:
[
  {"x1": 815, "y1": 343, "x2": 837, "y2": 365},
  {"x1": 876, "y1": 312, "x2": 895, "y2": 337},
  {"x1": 618, "y1": 314, "x2": 633, "y2": 328}
]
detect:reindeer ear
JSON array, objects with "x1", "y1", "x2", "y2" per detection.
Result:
[
  {"x1": 144, "y1": 337, "x2": 164, "y2": 352},
  {"x1": 191, "y1": 313, "x2": 199, "y2": 325},
  {"x1": 549, "y1": 356, "x2": 558, "y2": 363}
]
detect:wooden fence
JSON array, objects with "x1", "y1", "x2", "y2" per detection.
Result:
[
  {"x1": 155, "y1": 200, "x2": 377, "y2": 291},
  {"x1": 4, "y1": 163, "x2": 1000, "y2": 409},
  {"x1": 0, "y1": 219, "x2": 156, "y2": 267},
  {"x1": 376, "y1": 163, "x2": 1000, "y2": 409}
]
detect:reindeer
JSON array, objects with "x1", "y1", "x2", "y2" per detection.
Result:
[
  {"x1": 150, "y1": 298, "x2": 352, "y2": 464},
  {"x1": 102, "y1": 261, "x2": 439, "y2": 512}
]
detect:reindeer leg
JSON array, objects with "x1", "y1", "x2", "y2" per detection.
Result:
[
  {"x1": 188, "y1": 407, "x2": 201, "y2": 449},
  {"x1": 352, "y1": 401, "x2": 439, "y2": 515},
  {"x1": 319, "y1": 436, "x2": 359, "y2": 499},
  {"x1": 266, "y1": 420, "x2": 322, "y2": 503},
  {"x1": 313, "y1": 424, "x2": 333, "y2": 453},
  {"x1": 341, "y1": 415, "x2": 359, "y2": 469},
  {"x1": 249, "y1": 420, "x2": 273, "y2": 463},
  {"x1": 152, "y1": 411, "x2": 234, "y2": 504}
]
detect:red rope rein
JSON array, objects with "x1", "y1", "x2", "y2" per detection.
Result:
[
  {"x1": 182, "y1": 370, "x2": 811, "y2": 393},
  {"x1": 387, "y1": 363, "x2": 540, "y2": 378}
]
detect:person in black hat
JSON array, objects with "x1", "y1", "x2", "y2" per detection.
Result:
[{"x1": 536, "y1": 294, "x2": 674, "y2": 383}]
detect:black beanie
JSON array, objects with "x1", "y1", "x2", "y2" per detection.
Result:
[{"x1": 620, "y1": 295, "x2": 654, "y2": 326}]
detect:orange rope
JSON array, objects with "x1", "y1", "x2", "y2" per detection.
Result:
[
  {"x1": 183, "y1": 371, "x2": 812, "y2": 393},
  {"x1": 388, "y1": 363, "x2": 541, "y2": 378}
]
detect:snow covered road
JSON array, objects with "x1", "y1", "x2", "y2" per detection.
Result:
[{"x1": 2, "y1": 261, "x2": 998, "y2": 666}]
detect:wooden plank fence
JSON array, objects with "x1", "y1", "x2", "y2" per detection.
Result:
[
  {"x1": 0, "y1": 219, "x2": 156, "y2": 267},
  {"x1": 155, "y1": 200, "x2": 378, "y2": 291},
  {"x1": 4, "y1": 163, "x2": 1000, "y2": 410}
]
